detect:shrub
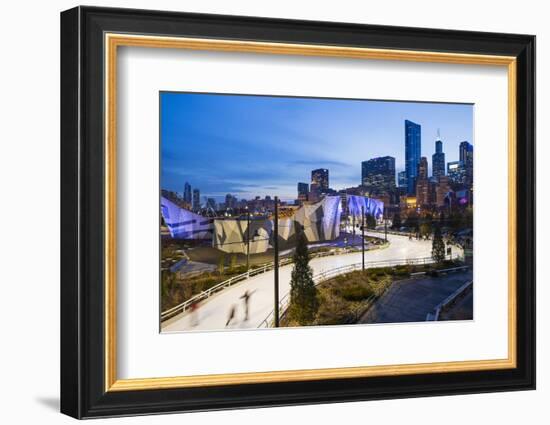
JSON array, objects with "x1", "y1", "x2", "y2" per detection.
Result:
[
  {"x1": 231, "y1": 265, "x2": 248, "y2": 275},
  {"x1": 314, "y1": 290, "x2": 355, "y2": 325},
  {"x1": 338, "y1": 284, "x2": 374, "y2": 302},
  {"x1": 393, "y1": 265, "x2": 411, "y2": 277},
  {"x1": 370, "y1": 267, "x2": 392, "y2": 279}
]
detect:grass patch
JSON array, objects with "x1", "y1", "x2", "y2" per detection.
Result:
[
  {"x1": 338, "y1": 284, "x2": 375, "y2": 302},
  {"x1": 282, "y1": 259, "x2": 465, "y2": 327}
]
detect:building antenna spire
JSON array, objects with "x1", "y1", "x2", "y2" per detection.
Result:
[{"x1": 437, "y1": 128, "x2": 441, "y2": 140}]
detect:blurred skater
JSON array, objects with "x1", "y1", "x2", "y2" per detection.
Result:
[
  {"x1": 190, "y1": 300, "x2": 200, "y2": 327},
  {"x1": 226, "y1": 304, "x2": 236, "y2": 327},
  {"x1": 240, "y1": 290, "x2": 256, "y2": 321}
]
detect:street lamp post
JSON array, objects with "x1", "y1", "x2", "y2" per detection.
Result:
[
  {"x1": 274, "y1": 197, "x2": 280, "y2": 327},
  {"x1": 246, "y1": 206, "x2": 250, "y2": 272},
  {"x1": 361, "y1": 205, "x2": 365, "y2": 271}
]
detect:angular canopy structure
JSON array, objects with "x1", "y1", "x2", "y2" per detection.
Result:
[
  {"x1": 212, "y1": 219, "x2": 272, "y2": 254},
  {"x1": 212, "y1": 196, "x2": 342, "y2": 254},
  {"x1": 293, "y1": 195, "x2": 341, "y2": 242}
]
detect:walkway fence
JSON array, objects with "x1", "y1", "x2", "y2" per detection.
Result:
[
  {"x1": 257, "y1": 253, "x2": 461, "y2": 328},
  {"x1": 426, "y1": 279, "x2": 473, "y2": 321}
]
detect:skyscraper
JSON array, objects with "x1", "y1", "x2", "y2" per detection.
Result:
[
  {"x1": 183, "y1": 182, "x2": 192, "y2": 206},
  {"x1": 398, "y1": 171, "x2": 407, "y2": 188},
  {"x1": 192, "y1": 188, "x2": 200, "y2": 212},
  {"x1": 447, "y1": 161, "x2": 467, "y2": 187},
  {"x1": 416, "y1": 157, "x2": 431, "y2": 206},
  {"x1": 311, "y1": 168, "x2": 329, "y2": 191},
  {"x1": 459, "y1": 141, "x2": 474, "y2": 164},
  {"x1": 361, "y1": 156, "x2": 396, "y2": 193},
  {"x1": 418, "y1": 156, "x2": 428, "y2": 180},
  {"x1": 460, "y1": 141, "x2": 474, "y2": 188},
  {"x1": 405, "y1": 120, "x2": 421, "y2": 195},
  {"x1": 432, "y1": 134, "x2": 445, "y2": 180},
  {"x1": 435, "y1": 176, "x2": 451, "y2": 207},
  {"x1": 297, "y1": 182, "x2": 309, "y2": 203},
  {"x1": 225, "y1": 193, "x2": 237, "y2": 209}
]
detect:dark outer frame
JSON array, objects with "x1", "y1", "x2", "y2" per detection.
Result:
[{"x1": 60, "y1": 5, "x2": 535, "y2": 419}]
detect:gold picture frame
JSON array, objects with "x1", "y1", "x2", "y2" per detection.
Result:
[{"x1": 104, "y1": 33, "x2": 517, "y2": 392}]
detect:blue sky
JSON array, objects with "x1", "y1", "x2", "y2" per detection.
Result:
[{"x1": 161, "y1": 92, "x2": 473, "y2": 202}]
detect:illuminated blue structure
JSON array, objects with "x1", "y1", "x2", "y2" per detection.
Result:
[
  {"x1": 346, "y1": 195, "x2": 384, "y2": 220},
  {"x1": 161, "y1": 196, "x2": 213, "y2": 239}
]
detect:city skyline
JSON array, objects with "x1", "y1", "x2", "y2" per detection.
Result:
[{"x1": 161, "y1": 92, "x2": 473, "y2": 202}]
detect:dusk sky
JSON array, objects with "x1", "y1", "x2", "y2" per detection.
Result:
[{"x1": 161, "y1": 92, "x2": 473, "y2": 202}]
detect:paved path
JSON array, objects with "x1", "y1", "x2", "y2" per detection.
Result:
[
  {"x1": 359, "y1": 270, "x2": 473, "y2": 324},
  {"x1": 162, "y1": 233, "x2": 453, "y2": 332}
]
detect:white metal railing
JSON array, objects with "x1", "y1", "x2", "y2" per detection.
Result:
[
  {"x1": 257, "y1": 253, "x2": 461, "y2": 328},
  {"x1": 426, "y1": 279, "x2": 473, "y2": 321},
  {"x1": 161, "y1": 258, "x2": 289, "y2": 322},
  {"x1": 160, "y1": 246, "x2": 387, "y2": 322}
]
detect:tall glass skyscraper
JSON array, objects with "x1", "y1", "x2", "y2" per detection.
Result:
[
  {"x1": 192, "y1": 188, "x2": 200, "y2": 212},
  {"x1": 418, "y1": 156, "x2": 428, "y2": 180},
  {"x1": 297, "y1": 182, "x2": 309, "y2": 202},
  {"x1": 459, "y1": 141, "x2": 473, "y2": 164},
  {"x1": 405, "y1": 120, "x2": 421, "y2": 195},
  {"x1": 361, "y1": 156, "x2": 396, "y2": 193},
  {"x1": 311, "y1": 168, "x2": 329, "y2": 191},
  {"x1": 183, "y1": 182, "x2": 192, "y2": 204},
  {"x1": 459, "y1": 141, "x2": 474, "y2": 189},
  {"x1": 447, "y1": 161, "x2": 467, "y2": 186},
  {"x1": 398, "y1": 171, "x2": 407, "y2": 188},
  {"x1": 432, "y1": 137, "x2": 445, "y2": 181}
]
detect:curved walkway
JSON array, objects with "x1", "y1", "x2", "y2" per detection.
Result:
[
  {"x1": 360, "y1": 269, "x2": 473, "y2": 324},
  {"x1": 162, "y1": 233, "x2": 450, "y2": 332}
]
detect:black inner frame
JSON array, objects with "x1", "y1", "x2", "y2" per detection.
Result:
[{"x1": 60, "y1": 6, "x2": 535, "y2": 419}]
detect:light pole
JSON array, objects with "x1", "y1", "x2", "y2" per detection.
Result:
[
  {"x1": 361, "y1": 205, "x2": 365, "y2": 271},
  {"x1": 246, "y1": 206, "x2": 250, "y2": 272},
  {"x1": 274, "y1": 196, "x2": 280, "y2": 327}
]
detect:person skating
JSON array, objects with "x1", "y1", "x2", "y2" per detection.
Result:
[
  {"x1": 225, "y1": 304, "x2": 236, "y2": 327},
  {"x1": 239, "y1": 290, "x2": 256, "y2": 321},
  {"x1": 189, "y1": 300, "x2": 200, "y2": 327}
]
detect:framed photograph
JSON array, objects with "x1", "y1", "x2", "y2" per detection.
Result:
[{"x1": 60, "y1": 6, "x2": 535, "y2": 419}]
